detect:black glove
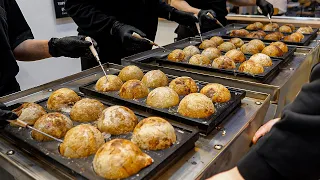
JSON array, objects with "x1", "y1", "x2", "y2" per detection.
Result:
[
  {"x1": 110, "y1": 21, "x2": 151, "y2": 52},
  {"x1": 169, "y1": 9, "x2": 198, "y2": 27},
  {"x1": 48, "y1": 35, "x2": 96, "y2": 58},
  {"x1": 0, "y1": 103, "x2": 17, "y2": 127},
  {"x1": 256, "y1": 0, "x2": 274, "y2": 17},
  {"x1": 198, "y1": 9, "x2": 218, "y2": 31}
]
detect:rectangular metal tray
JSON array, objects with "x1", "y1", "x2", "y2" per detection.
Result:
[
  {"x1": 80, "y1": 79, "x2": 246, "y2": 135},
  {"x1": 4, "y1": 96, "x2": 199, "y2": 180},
  {"x1": 222, "y1": 30, "x2": 313, "y2": 46},
  {"x1": 141, "y1": 55, "x2": 282, "y2": 83}
]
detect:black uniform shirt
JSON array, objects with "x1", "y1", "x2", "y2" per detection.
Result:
[
  {"x1": 238, "y1": 62, "x2": 320, "y2": 180},
  {"x1": 186, "y1": 0, "x2": 228, "y2": 25},
  {"x1": 65, "y1": 0, "x2": 171, "y2": 67},
  {"x1": 0, "y1": 0, "x2": 33, "y2": 92}
]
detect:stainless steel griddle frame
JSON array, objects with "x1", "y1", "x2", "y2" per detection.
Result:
[
  {"x1": 0, "y1": 63, "x2": 270, "y2": 180},
  {"x1": 122, "y1": 23, "x2": 320, "y2": 122}
]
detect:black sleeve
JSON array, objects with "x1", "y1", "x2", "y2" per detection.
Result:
[
  {"x1": 237, "y1": 62, "x2": 320, "y2": 180},
  {"x1": 6, "y1": 0, "x2": 34, "y2": 49},
  {"x1": 157, "y1": 0, "x2": 174, "y2": 19},
  {"x1": 65, "y1": 0, "x2": 117, "y2": 37}
]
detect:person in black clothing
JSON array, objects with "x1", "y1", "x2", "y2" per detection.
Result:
[
  {"x1": 65, "y1": 0, "x2": 199, "y2": 70},
  {"x1": 0, "y1": 0, "x2": 96, "y2": 97},
  {"x1": 171, "y1": 0, "x2": 274, "y2": 40},
  {"x1": 207, "y1": 62, "x2": 320, "y2": 179}
]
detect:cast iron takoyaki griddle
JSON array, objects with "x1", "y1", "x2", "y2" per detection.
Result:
[
  {"x1": 79, "y1": 79, "x2": 246, "y2": 135},
  {"x1": 222, "y1": 29, "x2": 313, "y2": 46},
  {"x1": 4, "y1": 95, "x2": 199, "y2": 180}
]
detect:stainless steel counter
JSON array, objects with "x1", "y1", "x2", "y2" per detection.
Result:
[{"x1": 0, "y1": 64, "x2": 270, "y2": 180}]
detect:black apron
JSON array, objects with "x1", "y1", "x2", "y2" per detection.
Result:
[{"x1": 175, "y1": 0, "x2": 228, "y2": 41}]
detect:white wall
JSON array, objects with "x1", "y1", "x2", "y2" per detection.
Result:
[{"x1": 15, "y1": 0, "x2": 81, "y2": 90}]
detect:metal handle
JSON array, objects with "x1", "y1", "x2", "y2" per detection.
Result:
[
  {"x1": 85, "y1": 37, "x2": 99, "y2": 60},
  {"x1": 206, "y1": 12, "x2": 214, "y2": 19}
]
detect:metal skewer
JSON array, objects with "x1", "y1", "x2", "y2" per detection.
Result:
[
  {"x1": 7, "y1": 120, "x2": 64, "y2": 143},
  {"x1": 267, "y1": 13, "x2": 272, "y2": 24},
  {"x1": 132, "y1": 32, "x2": 170, "y2": 51},
  {"x1": 206, "y1": 12, "x2": 227, "y2": 30},
  {"x1": 195, "y1": 22, "x2": 203, "y2": 42},
  {"x1": 85, "y1": 37, "x2": 109, "y2": 77}
]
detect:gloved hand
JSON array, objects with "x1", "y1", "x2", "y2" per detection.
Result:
[
  {"x1": 256, "y1": 0, "x2": 274, "y2": 17},
  {"x1": 110, "y1": 21, "x2": 150, "y2": 52},
  {"x1": 198, "y1": 9, "x2": 218, "y2": 30},
  {"x1": 48, "y1": 35, "x2": 97, "y2": 58},
  {"x1": 0, "y1": 103, "x2": 18, "y2": 127},
  {"x1": 169, "y1": 9, "x2": 198, "y2": 27}
]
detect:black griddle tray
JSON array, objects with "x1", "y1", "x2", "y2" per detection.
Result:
[
  {"x1": 244, "y1": 24, "x2": 319, "y2": 37},
  {"x1": 4, "y1": 96, "x2": 199, "y2": 180},
  {"x1": 141, "y1": 54, "x2": 282, "y2": 83},
  {"x1": 222, "y1": 30, "x2": 313, "y2": 46},
  {"x1": 80, "y1": 80, "x2": 246, "y2": 135}
]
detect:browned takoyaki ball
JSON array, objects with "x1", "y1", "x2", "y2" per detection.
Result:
[
  {"x1": 225, "y1": 49, "x2": 246, "y2": 63},
  {"x1": 238, "y1": 61, "x2": 264, "y2": 75},
  {"x1": 168, "y1": 49, "x2": 185, "y2": 62},
  {"x1": 240, "y1": 43, "x2": 260, "y2": 55},
  {"x1": 279, "y1": 25, "x2": 293, "y2": 33},
  {"x1": 212, "y1": 56, "x2": 236, "y2": 69},
  {"x1": 270, "y1": 41, "x2": 288, "y2": 53},
  {"x1": 199, "y1": 40, "x2": 217, "y2": 49},
  {"x1": 230, "y1": 29, "x2": 249, "y2": 37},
  {"x1": 218, "y1": 42, "x2": 236, "y2": 52},
  {"x1": 229, "y1": 38, "x2": 244, "y2": 48},
  {"x1": 210, "y1": 36, "x2": 224, "y2": 46},
  {"x1": 261, "y1": 45, "x2": 284, "y2": 57}
]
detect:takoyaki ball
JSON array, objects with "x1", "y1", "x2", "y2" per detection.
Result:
[
  {"x1": 262, "y1": 45, "x2": 284, "y2": 57},
  {"x1": 200, "y1": 83, "x2": 231, "y2": 103},
  {"x1": 31, "y1": 113, "x2": 73, "y2": 141},
  {"x1": 256, "y1": 30, "x2": 267, "y2": 37},
  {"x1": 119, "y1": 80, "x2": 149, "y2": 99},
  {"x1": 248, "y1": 39, "x2": 265, "y2": 52},
  {"x1": 199, "y1": 40, "x2": 217, "y2": 49},
  {"x1": 47, "y1": 88, "x2": 81, "y2": 112},
  {"x1": 169, "y1": 76, "x2": 198, "y2": 96},
  {"x1": 178, "y1": 93, "x2": 215, "y2": 118},
  {"x1": 254, "y1": 22, "x2": 264, "y2": 29},
  {"x1": 248, "y1": 53, "x2": 273, "y2": 67},
  {"x1": 246, "y1": 22, "x2": 263, "y2": 30},
  {"x1": 264, "y1": 33, "x2": 281, "y2": 41},
  {"x1": 238, "y1": 61, "x2": 264, "y2": 75},
  {"x1": 279, "y1": 25, "x2": 293, "y2": 33},
  {"x1": 240, "y1": 43, "x2": 260, "y2": 55},
  {"x1": 201, "y1": 47, "x2": 221, "y2": 60},
  {"x1": 95, "y1": 75, "x2": 123, "y2": 92},
  {"x1": 168, "y1": 49, "x2": 185, "y2": 62},
  {"x1": 142, "y1": 70, "x2": 168, "y2": 88},
  {"x1": 225, "y1": 49, "x2": 246, "y2": 63},
  {"x1": 270, "y1": 41, "x2": 288, "y2": 53},
  {"x1": 12, "y1": 102, "x2": 46, "y2": 125},
  {"x1": 189, "y1": 54, "x2": 211, "y2": 66},
  {"x1": 210, "y1": 36, "x2": 224, "y2": 46},
  {"x1": 97, "y1": 106, "x2": 138, "y2": 135},
  {"x1": 183, "y1": 45, "x2": 200, "y2": 60},
  {"x1": 262, "y1": 23, "x2": 279, "y2": 31},
  {"x1": 118, "y1": 65, "x2": 144, "y2": 82},
  {"x1": 93, "y1": 139, "x2": 153, "y2": 180},
  {"x1": 146, "y1": 87, "x2": 179, "y2": 109},
  {"x1": 284, "y1": 24, "x2": 295, "y2": 31},
  {"x1": 245, "y1": 32, "x2": 264, "y2": 39},
  {"x1": 273, "y1": 32, "x2": 284, "y2": 39},
  {"x1": 70, "y1": 98, "x2": 105, "y2": 122},
  {"x1": 229, "y1": 38, "x2": 244, "y2": 48},
  {"x1": 230, "y1": 29, "x2": 249, "y2": 37},
  {"x1": 59, "y1": 124, "x2": 105, "y2": 158},
  {"x1": 296, "y1": 26, "x2": 313, "y2": 34},
  {"x1": 291, "y1": 32, "x2": 304, "y2": 41},
  {"x1": 212, "y1": 56, "x2": 236, "y2": 69},
  {"x1": 131, "y1": 117, "x2": 176, "y2": 150},
  {"x1": 218, "y1": 42, "x2": 236, "y2": 52},
  {"x1": 284, "y1": 35, "x2": 299, "y2": 42}
]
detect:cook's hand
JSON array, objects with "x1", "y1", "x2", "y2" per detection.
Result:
[
  {"x1": 111, "y1": 21, "x2": 150, "y2": 50},
  {"x1": 169, "y1": 9, "x2": 198, "y2": 27},
  {"x1": 256, "y1": 0, "x2": 274, "y2": 17},
  {"x1": 198, "y1": 9, "x2": 217, "y2": 30},
  {"x1": 48, "y1": 35, "x2": 97, "y2": 58},
  {"x1": 0, "y1": 103, "x2": 18, "y2": 127},
  {"x1": 252, "y1": 118, "x2": 280, "y2": 144},
  {"x1": 206, "y1": 167, "x2": 244, "y2": 180}
]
